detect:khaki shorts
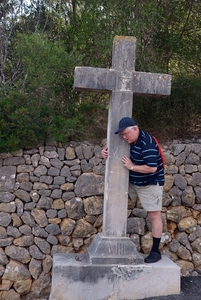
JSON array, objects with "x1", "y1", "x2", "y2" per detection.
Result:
[{"x1": 129, "y1": 182, "x2": 163, "y2": 212}]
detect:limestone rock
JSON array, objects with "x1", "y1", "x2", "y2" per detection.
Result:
[
  {"x1": 169, "y1": 239, "x2": 180, "y2": 252},
  {"x1": 127, "y1": 217, "x2": 145, "y2": 235},
  {"x1": 175, "y1": 152, "x2": 186, "y2": 166},
  {"x1": 33, "y1": 165, "x2": 47, "y2": 177},
  {"x1": 0, "y1": 166, "x2": 16, "y2": 193},
  {"x1": 0, "y1": 212, "x2": 11, "y2": 227},
  {"x1": 176, "y1": 245, "x2": 191, "y2": 260},
  {"x1": 65, "y1": 198, "x2": 85, "y2": 220},
  {"x1": 166, "y1": 206, "x2": 187, "y2": 223},
  {"x1": 167, "y1": 221, "x2": 177, "y2": 234},
  {"x1": 51, "y1": 198, "x2": 64, "y2": 210},
  {"x1": 161, "y1": 232, "x2": 172, "y2": 246},
  {"x1": 181, "y1": 186, "x2": 195, "y2": 207},
  {"x1": 163, "y1": 174, "x2": 174, "y2": 192},
  {"x1": 19, "y1": 225, "x2": 31, "y2": 236},
  {"x1": 0, "y1": 201, "x2": 16, "y2": 213},
  {"x1": 11, "y1": 213, "x2": 22, "y2": 227},
  {"x1": 32, "y1": 225, "x2": 48, "y2": 238},
  {"x1": 14, "y1": 190, "x2": 30, "y2": 203},
  {"x1": 51, "y1": 245, "x2": 74, "y2": 255},
  {"x1": 30, "y1": 190, "x2": 40, "y2": 202},
  {"x1": 141, "y1": 232, "x2": 152, "y2": 254},
  {"x1": 34, "y1": 237, "x2": 51, "y2": 254},
  {"x1": 169, "y1": 186, "x2": 182, "y2": 206},
  {"x1": 45, "y1": 224, "x2": 61, "y2": 235},
  {"x1": 186, "y1": 152, "x2": 200, "y2": 164},
  {"x1": 21, "y1": 211, "x2": 36, "y2": 227},
  {"x1": 29, "y1": 272, "x2": 51, "y2": 298},
  {"x1": 29, "y1": 258, "x2": 42, "y2": 279},
  {"x1": 93, "y1": 214, "x2": 103, "y2": 228},
  {"x1": 82, "y1": 145, "x2": 94, "y2": 160},
  {"x1": 3, "y1": 259, "x2": 31, "y2": 281},
  {"x1": 65, "y1": 147, "x2": 76, "y2": 159},
  {"x1": 0, "y1": 192, "x2": 15, "y2": 203},
  {"x1": 174, "y1": 174, "x2": 187, "y2": 190},
  {"x1": 13, "y1": 235, "x2": 34, "y2": 247},
  {"x1": 56, "y1": 235, "x2": 71, "y2": 246},
  {"x1": 162, "y1": 246, "x2": 178, "y2": 262},
  {"x1": 83, "y1": 196, "x2": 103, "y2": 215},
  {"x1": 0, "y1": 248, "x2": 8, "y2": 265},
  {"x1": 172, "y1": 144, "x2": 185, "y2": 156},
  {"x1": 194, "y1": 186, "x2": 201, "y2": 203},
  {"x1": 13, "y1": 278, "x2": 32, "y2": 295},
  {"x1": 72, "y1": 237, "x2": 83, "y2": 250},
  {"x1": 29, "y1": 245, "x2": 45, "y2": 260},
  {"x1": 176, "y1": 232, "x2": 192, "y2": 252},
  {"x1": 31, "y1": 208, "x2": 48, "y2": 227},
  {"x1": 5, "y1": 245, "x2": 31, "y2": 263},
  {"x1": 192, "y1": 172, "x2": 201, "y2": 186},
  {"x1": 0, "y1": 265, "x2": 5, "y2": 277},
  {"x1": 178, "y1": 216, "x2": 197, "y2": 233},
  {"x1": 175, "y1": 259, "x2": 194, "y2": 276},
  {"x1": 0, "y1": 289, "x2": 21, "y2": 300},
  {"x1": 130, "y1": 233, "x2": 141, "y2": 252},
  {"x1": 0, "y1": 279, "x2": 13, "y2": 291},
  {"x1": 47, "y1": 234, "x2": 58, "y2": 245},
  {"x1": 42, "y1": 255, "x2": 52, "y2": 274},
  {"x1": 192, "y1": 252, "x2": 201, "y2": 273},
  {"x1": 40, "y1": 156, "x2": 51, "y2": 168},
  {"x1": 0, "y1": 237, "x2": 13, "y2": 247},
  {"x1": 72, "y1": 219, "x2": 97, "y2": 238},
  {"x1": 37, "y1": 196, "x2": 53, "y2": 210},
  {"x1": 15, "y1": 199, "x2": 23, "y2": 216},
  {"x1": 74, "y1": 173, "x2": 104, "y2": 197},
  {"x1": 0, "y1": 226, "x2": 7, "y2": 238},
  {"x1": 191, "y1": 237, "x2": 201, "y2": 253},
  {"x1": 60, "y1": 218, "x2": 76, "y2": 235}
]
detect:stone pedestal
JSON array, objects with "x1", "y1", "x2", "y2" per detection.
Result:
[
  {"x1": 86, "y1": 233, "x2": 143, "y2": 264},
  {"x1": 49, "y1": 253, "x2": 180, "y2": 300}
]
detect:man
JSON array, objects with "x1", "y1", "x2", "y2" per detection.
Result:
[{"x1": 101, "y1": 117, "x2": 164, "y2": 263}]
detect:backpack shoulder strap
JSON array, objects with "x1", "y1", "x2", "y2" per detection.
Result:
[{"x1": 153, "y1": 136, "x2": 165, "y2": 169}]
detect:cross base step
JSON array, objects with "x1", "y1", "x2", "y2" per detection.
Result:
[{"x1": 49, "y1": 253, "x2": 180, "y2": 300}]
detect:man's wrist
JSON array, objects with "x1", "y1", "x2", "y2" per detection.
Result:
[{"x1": 130, "y1": 165, "x2": 135, "y2": 171}]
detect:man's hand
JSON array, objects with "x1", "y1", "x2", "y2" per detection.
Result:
[
  {"x1": 122, "y1": 155, "x2": 134, "y2": 170},
  {"x1": 101, "y1": 147, "x2": 108, "y2": 159}
]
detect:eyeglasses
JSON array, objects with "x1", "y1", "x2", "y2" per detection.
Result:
[{"x1": 120, "y1": 127, "x2": 133, "y2": 137}]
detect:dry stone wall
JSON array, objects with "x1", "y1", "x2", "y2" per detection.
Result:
[{"x1": 0, "y1": 138, "x2": 201, "y2": 299}]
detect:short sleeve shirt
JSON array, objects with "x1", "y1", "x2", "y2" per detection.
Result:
[{"x1": 129, "y1": 130, "x2": 164, "y2": 186}]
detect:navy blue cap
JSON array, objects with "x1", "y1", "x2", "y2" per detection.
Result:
[{"x1": 115, "y1": 117, "x2": 137, "y2": 134}]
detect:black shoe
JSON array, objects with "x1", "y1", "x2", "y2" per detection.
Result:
[{"x1": 145, "y1": 252, "x2": 161, "y2": 263}]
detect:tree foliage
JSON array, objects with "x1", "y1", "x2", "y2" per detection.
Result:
[{"x1": 0, "y1": 0, "x2": 201, "y2": 151}]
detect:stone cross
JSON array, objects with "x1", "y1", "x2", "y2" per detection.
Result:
[{"x1": 74, "y1": 36, "x2": 171, "y2": 264}]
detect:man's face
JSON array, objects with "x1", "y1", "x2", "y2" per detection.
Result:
[{"x1": 120, "y1": 126, "x2": 139, "y2": 144}]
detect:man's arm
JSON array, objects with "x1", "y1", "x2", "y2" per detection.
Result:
[{"x1": 122, "y1": 155, "x2": 157, "y2": 173}]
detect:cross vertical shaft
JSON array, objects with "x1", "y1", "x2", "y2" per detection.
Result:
[{"x1": 103, "y1": 36, "x2": 136, "y2": 237}]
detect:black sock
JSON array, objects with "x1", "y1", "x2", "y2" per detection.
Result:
[{"x1": 151, "y1": 237, "x2": 161, "y2": 253}]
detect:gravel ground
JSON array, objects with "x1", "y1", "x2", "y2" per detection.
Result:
[{"x1": 144, "y1": 276, "x2": 201, "y2": 300}]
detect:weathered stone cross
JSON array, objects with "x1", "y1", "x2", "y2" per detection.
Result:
[{"x1": 74, "y1": 36, "x2": 171, "y2": 264}]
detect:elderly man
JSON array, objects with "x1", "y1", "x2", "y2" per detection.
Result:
[{"x1": 101, "y1": 117, "x2": 164, "y2": 263}]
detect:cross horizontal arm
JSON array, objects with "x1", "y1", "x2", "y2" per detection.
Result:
[
  {"x1": 132, "y1": 72, "x2": 171, "y2": 97},
  {"x1": 74, "y1": 67, "x2": 115, "y2": 93}
]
